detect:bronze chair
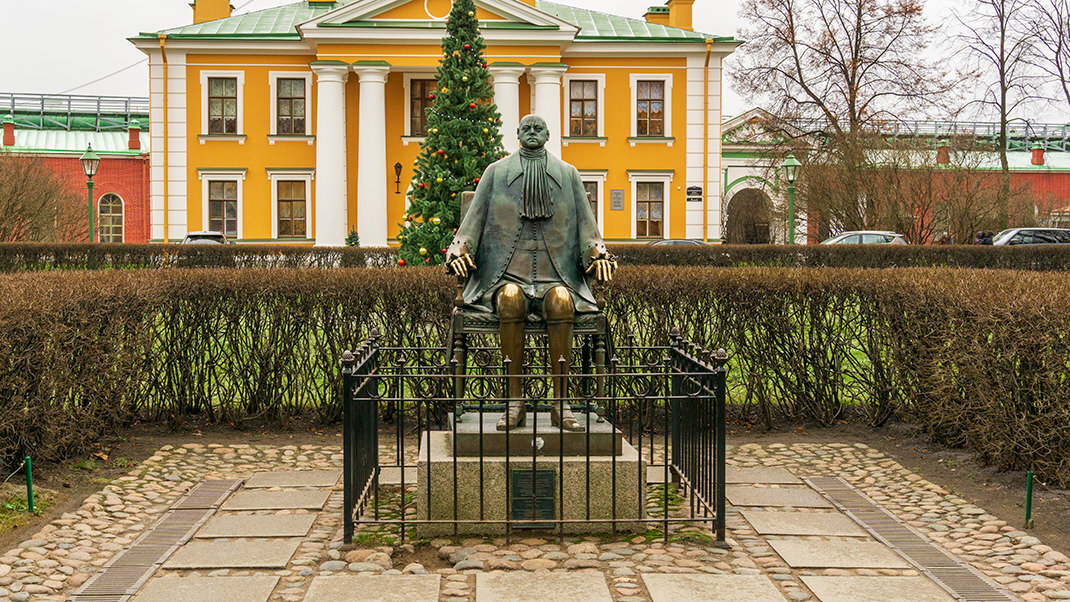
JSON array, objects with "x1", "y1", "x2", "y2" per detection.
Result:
[{"x1": 446, "y1": 191, "x2": 612, "y2": 421}]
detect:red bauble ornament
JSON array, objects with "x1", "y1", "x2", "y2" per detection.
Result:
[
  {"x1": 438, "y1": 149, "x2": 445, "y2": 155},
  {"x1": 397, "y1": 258, "x2": 406, "y2": 266},
  {"x1": 441, "y1": 248, "x2": 447, "y2": 254},
  {"x1": 429, "y1": 93, "x2": 435, "y2": 100},
  {"x1": 464, "y1": 44, "x2": 471, "y2": 50},
  {"x1": 469, "y1": 102, "x2": 476, "y2": 108},
  {"x1": 418, "y1": 183, "x2": 425, "y2": 188},
  {"x1": 474, "y1": 177, "x2": 480, "y2": 183}
]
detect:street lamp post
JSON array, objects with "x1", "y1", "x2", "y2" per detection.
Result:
[
  {"x1": 781, "y1": 153, "x2": 801, "y2": 245},
  {"x1": 80, "y1": 145, "x2": 101, "y2": 243}
]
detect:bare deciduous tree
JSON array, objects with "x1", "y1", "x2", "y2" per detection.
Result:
[
  {"x1": 1028, "y1": 0, "x2": 1070, "y2": 111},
  {"x1": 732, "y1": 0, "x2": 956, "y2": 232},
  {"x1": 0, "y1": 151, "x2": 85, "y2": 242},
  {"x1": 955, "y1": 0, "x2": 1037, "y2": 229}
]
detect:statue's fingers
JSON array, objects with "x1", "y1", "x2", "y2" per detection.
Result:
[
  {"x1": 585, "y1": 262, "x2": 595, "y2": 274},
  {"x1": 465, "y1": 254, "x2": 476, "y2": 269}
]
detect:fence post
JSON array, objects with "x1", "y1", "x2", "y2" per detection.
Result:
[
  {"x1": 713, "y1": 349, "x2": 729, "y2": 548},
  {"x1": 24, "y1": 457, "x2": 33, "y2": 514},
  {"x1": 341, "y1": 349, "x2": 356, "y2": 543}
]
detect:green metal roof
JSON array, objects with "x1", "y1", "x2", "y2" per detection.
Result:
[
  {"x1": 140, "y1": 0, "x2": 731, "y2": 42},
  {"x1": 9, "y1": 130, "x2": 150, "y2": 155},
  {"x1": 535, "y1": 0, "x2": 725, "y2": 41}
]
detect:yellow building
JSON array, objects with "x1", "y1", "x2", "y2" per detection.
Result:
[{"x1": 132, "y1": 0, "x2": 737, "y2": 245}]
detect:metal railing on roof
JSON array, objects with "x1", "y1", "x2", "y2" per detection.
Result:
[
  {"x1": 0, "y1": 92, "x2": 150, "y2": 132},
  {"x1": 786, "y1": 117, "x2": 1070, "y2": 151}
]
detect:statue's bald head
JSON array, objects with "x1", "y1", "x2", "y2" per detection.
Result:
[{"x1": 517, "y1": 114, "x2": 549, "y2": 150}]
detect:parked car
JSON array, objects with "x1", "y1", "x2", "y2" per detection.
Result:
[
  {"x1": 820, "y1": 230, "x2": 908, "y2": 245},
  {"x1": 992, "y1": 228, "x2": 1070, "y2": 245},
  {"x1": 646, "y1": 239, "x2": 712, "y2": 246},
  {"x1": 181, "y1": 230, "x2": 230, "y2": 245}
]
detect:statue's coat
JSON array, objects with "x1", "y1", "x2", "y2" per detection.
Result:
[{"x1": 448, "y1": 151, "x2": 607, "y2": 309}]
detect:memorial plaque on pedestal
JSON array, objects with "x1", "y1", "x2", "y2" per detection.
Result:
[
  {"x1": 450, "y1": 412, "x2": 623, "y2": 456},
  {"x1": 511, "y1": 469, "x2": 555, "y2": 528}
]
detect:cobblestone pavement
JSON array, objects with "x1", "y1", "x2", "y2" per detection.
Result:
[{"x1": 0, "y1": 441, "x2": 1067, "y2": 601}]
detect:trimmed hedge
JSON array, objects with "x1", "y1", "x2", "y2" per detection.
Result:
[
  {"x1": 6, "y1": 242, "x2": 1070, "y2": 271},
  {"x1": 1, "y1": 266, "x2": 1068, "y2": 488}
]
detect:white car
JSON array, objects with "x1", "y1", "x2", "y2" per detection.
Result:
[
  {"x1": 820, "y1": 231, "x2": 908, "y2": 245},
  {"x1": 180, "y1": 230, "x2": 231, "y2": 245}
]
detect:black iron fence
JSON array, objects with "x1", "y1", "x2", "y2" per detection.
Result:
[{"x1": 340, "y1": 330, "x2": 728, "y2": 546}]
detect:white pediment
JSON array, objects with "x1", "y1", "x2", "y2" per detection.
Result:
[{"x1": 299, "y1": 0, "x2": 579, "y2": 38}]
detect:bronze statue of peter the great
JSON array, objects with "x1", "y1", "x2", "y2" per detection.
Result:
[{"x1": 446, "y1": 114, "x2": 616, "y2": 432}]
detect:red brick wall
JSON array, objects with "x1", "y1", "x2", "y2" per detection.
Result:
[
  {"x1": 1012, "y1": 172, "x2": 1070, "y2": 215},
  {"x1": 41, "y1": 154, "x2": 151, "y2": 243}
]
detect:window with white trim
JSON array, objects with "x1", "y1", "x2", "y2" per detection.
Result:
[
  {"x1": 277, "y1": 180, "x2": 307, "y2": 238},
  {"x1": 403, "y1": 74, "x2": 438, "y2": 140},
  {"x1": 628, "y1": 74, "x2": 673, "y2": 140},
  {"x1": 208, "y1": 180, "x2": 238, "y2": 237},
  {"x1": 269, "y1": 72, "x2": 313, "y2": 136},
  {"x1": 98, "y1": 193, "x2": 123, "y2": 243},
  {"x1": 200, "y1": 71, "x2": 245, "y2": 136},
  {"x1": 562, "y1": 74, "x2": 606, "y2": 141},
  {"x1": 267, "y1": 169, "x2": 314, "y2": 240},
  {"x1": 635, "y1": 182, "x2": 664, "y2": 238}
]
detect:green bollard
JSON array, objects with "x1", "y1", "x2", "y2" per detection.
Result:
[
  {"x1": 24, "y1": 456, "x2": 34, "y2": 514},
  {"x1": 1024, "y1": 471, "x2": 1034, "y2": 529}
]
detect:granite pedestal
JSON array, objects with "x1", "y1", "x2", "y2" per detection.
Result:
[
  {"x1": 450, "y1": 412, "x2": 622, "y2": 456},
  {"x1": 416, "y1": 426, "x2": 645, "y2": 536}
]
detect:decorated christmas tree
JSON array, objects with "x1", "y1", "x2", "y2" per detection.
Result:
[{"x1": 395, "y1": 0, "x2": 504, "y2": 266}]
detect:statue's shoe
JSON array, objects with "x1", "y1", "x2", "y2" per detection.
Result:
[
  {"x1": 550, "y1": 406, "x2": 585, "y2": 432},
  {"x1": 496, "y1": 403, "x2": 526, "y2": 431}
]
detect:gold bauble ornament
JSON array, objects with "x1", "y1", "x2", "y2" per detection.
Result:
[
  {"x1": 483, "y1": 128, "x2": 488, "y2": 133},
  {"x1": 431, "y1": 216, "x2": 442, "y2": 225},
  {"x1": 436, "y1": 177, "x2": 443, "y2": 183},
  {"x1": 419, "y1": 247, "x2": 427, "y2": 255},
  {"x1": 451, "y1": 192, "x2": 456, "y2": 197},
  {"x1": 441, "y1": 87, "x2": 449, "y2": 93},
  {"x1": 430, "y1": 128, "x2": 438, "y2": 134},
  {"x1": 468, "y1": 10, "x2": 474, "y2": 16},
  {"x1": 462, "y1": 76, "x2": 468, "y2": 82}
]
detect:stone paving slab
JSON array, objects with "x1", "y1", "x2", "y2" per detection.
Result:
[
  {"x1": 769, "y1": 540, "x2": 912, "y2": 569},
  {"x1": 643, "y1": 574, "x2": 789, "y2": 602},
  {"x1": 741, "y1": 510, "x2": 867, "y2": 536},
  {"x1": 726, "y1": 486, "x2": 834, "y2": 508},
  {"x1": 305, "y1": 574, "x2": 442, "y2": 602},
  {"x1": 801, "y1": 576, "x2": 955, "y2": 602},
  {"x1": 132, "y1": 575, "x2": 279, "y2": 602},
  {"x1": 195, "y1": 513, "x2": 317, "y2": 538},
  {"x1": 378, "y1": 466, "x2": 418, "y2": 485},
  {"x1": 244, "y1": 469, "x2": 341, "y2": 488},
  {"x1": 476, "y1": 572, "x2": 613, "y2": 602},
  {"x1": 726, "y1": 467, "x2": 803, "y2": 484},
  {"x1": 163, "y1": 538, "x2": 302, "y2": 569},
  {"x1": 221, "y1": 489, "x2": 330, "y2": 510}
]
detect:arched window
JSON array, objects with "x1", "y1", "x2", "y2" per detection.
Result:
[{"x1": 98, "y1": 194, "x2": 124, "y2": 243}]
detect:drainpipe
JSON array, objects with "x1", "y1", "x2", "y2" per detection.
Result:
[
  {"x1": 703, "y1": 39, "x2": 712, "y2": 241},
  {"x1": 159, "y1": 34, "x2": 170, "y2": 243}
]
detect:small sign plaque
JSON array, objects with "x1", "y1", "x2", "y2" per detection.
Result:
[
  {"x1": 687, "y1": 185, "x2": 703, "y2": 203},
  {"x1": 610, "y1": 189, "x2": 625, "y2": 211},
  {"x1": 511, "y1": 469, "x2": 555, "y2": 528}
]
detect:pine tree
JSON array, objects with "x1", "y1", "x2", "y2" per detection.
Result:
[{"x1": 395, "y1": 0, "x2": 504, "y2": 266}]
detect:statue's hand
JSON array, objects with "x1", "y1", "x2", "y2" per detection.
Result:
[
  {"x1": 585, "y1": 256, "x2": 617, "y2": 282},
  {"x1": 445, "y1": 251, "x2": 477, "y2": 279}
]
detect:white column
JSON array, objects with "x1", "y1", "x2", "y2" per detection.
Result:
[
  {"x1": 311, "y1": 63, "x2": 349, "y2": 247},
  {"x1": 529, "y1": 64, "x2": 568, "y2": 157},
  {"x1": 489, "y1": 65, "x2": 525, "y2": 153},
  {"x1": 352, "y1": 64, "x2": 390, "y2": 247}
]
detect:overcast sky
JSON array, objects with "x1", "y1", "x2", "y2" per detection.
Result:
[{"x1": 1, "y1": 0, "x2": 1057, "y2": 122}]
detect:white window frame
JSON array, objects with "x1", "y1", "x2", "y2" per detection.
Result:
[
  {"x1": 268, "y1": 71, "x2": 313, "y2": 140},
  {"x1": 562, "y1": 74, "x2": 606, "y2": 143},
  {"x1": 200, "y1": 70, "x2": 246, "y2": 140},
  {"x1": 267, "y1": 169, "x2": 315, "y2": 240},
  {"x1": 97, "y1": 193, "x2": 125, "y2": 243},
  {"x1": 197, "y1": 168, "x2": 246, "y2": 240},
  {"x1": 628, "y1": 73, "x2": 673, "y2": 143},
  {"x1": 578, "y1": 171, "x2": 606, "y2": 236},
  {"x1": 402, "y1": 72, "x2": 437, "y2": 144},
  {"x1": 628, "y1": 171, "x2": 673, "y2": 240}
]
